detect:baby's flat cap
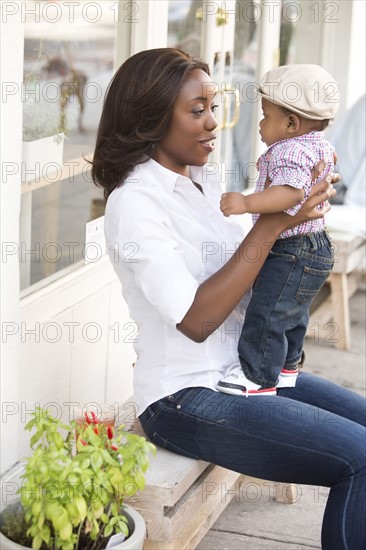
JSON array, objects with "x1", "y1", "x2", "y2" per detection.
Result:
[{"x1": 258, "y1": 64, "x2": 340, "y2": 120}]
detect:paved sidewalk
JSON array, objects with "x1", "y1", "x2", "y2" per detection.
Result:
[{"x1": 198, "y1": 290, "x2": 365, "y2": 550}]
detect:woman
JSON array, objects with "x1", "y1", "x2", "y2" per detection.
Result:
[{"x1": 92, "y1": 49, "x2": 365, "y2": 549}]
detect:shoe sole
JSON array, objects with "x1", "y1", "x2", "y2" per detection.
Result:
[{"x1": 217, "y1": 383, "x2": 277, "y2": 397}]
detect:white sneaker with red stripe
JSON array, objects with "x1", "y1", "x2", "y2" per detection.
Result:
[
  {"x1": 276, "y1": 367, "x2": 299, "y2": 388},
  {"x1": 217, "y1": 365, "x2": 277, "y2": 397}
]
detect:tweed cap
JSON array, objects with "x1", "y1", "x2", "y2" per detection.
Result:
[{"x1": 258, "y1": 64, "x2": 340, "y2": 120}]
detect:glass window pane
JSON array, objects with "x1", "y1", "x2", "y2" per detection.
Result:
[
  {"x1": 279, "y1": 0, "x2": 323, "y2": 66},
  {"x1": 167, "y1": 1, "x2": 203, "y2": 58},
  {"x1": 232, "y1": 1, "x2": 259, "y2": 190},
  {"x1": 21, "y1": 0, "x2": 118, "y2": 291},
  {"x1": 28, "y1": 171, "x2": 103, "y2": 285}
]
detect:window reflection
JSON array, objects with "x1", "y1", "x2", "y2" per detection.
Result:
[
  {"x1": 21, "y1": 0, "x2": 117, "y2": 290},
  {"x1": 23, "y1": 1, "x2": 116, "y2": 151},
  {"x1": 168, "y1": 1, "x2": 203, "y2": 58},
  {"x1": 231, "y1": 1, "x2": 259, "y2": 190}
]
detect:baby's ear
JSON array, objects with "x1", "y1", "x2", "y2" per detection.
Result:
[{"x1": 287, "y1": 114, "x2": 300, "y2": 133}]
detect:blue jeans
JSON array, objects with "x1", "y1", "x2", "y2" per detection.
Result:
[
  {"x1": 238, "y1": 231, "x2": 334, "y2": 387},
  {"x1": 139, "y1": 374, "x2": 366, "y2": 550}
]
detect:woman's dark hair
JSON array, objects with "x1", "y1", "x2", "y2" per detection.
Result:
[{"x1": 91, "y1": 48, "x2": 210, "y2": 200}]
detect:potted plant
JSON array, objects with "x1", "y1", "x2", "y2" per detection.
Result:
[{"x1": 0, "y1": 407, "x2": 155, "y2": 550}]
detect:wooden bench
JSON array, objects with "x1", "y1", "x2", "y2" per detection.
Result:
[
  {"x1": 308, "y1": 230, "x2": 365, "y2": 349},
  {"x1": 119, "y1": 397, "x2": 297, "y2": 550}
]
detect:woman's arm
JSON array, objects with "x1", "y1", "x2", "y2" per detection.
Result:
[{"x1": 177, "y1": 176, "x2": 336, "y2": 342}]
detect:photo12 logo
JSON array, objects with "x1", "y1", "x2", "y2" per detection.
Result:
[{"x1": 1, "y1": 2, "x2": 140, "y2": 24}]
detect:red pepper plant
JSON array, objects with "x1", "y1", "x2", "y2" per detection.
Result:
[{"x1": 3, "y1": 407, "x2": 155, "y2": 550}]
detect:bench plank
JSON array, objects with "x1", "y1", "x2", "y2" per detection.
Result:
[
  {"x1": 132, "y1": 443, "x2": 209, "y2": 507},
  {"x1": 127, "y1": 464, "x2": 241, "y2": 547},
  {"x1": 308, "y1": 231, "x2": 365, "y2": 349}
]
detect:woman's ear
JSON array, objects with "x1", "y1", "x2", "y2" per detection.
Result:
[{"x1": 287, "y1": 114, "x2": 301, "y2": 133}]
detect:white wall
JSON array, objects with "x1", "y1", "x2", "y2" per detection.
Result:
[
  {"x1": 0, "y1": 4, "x2": 24, "y2": 473},
  {"x1": 16, "y1": 259, "x2": 135, "y2": 460}
]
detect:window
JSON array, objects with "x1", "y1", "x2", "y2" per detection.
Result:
[
  {"x1": 20, "y1": 0, "x2": 118, "y2": 291},
  {"x1": 231, "y1": 0, "x2": 260, "y2": 190}
]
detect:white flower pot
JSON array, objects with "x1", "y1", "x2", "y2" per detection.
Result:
[
  {"x1": 0, "y1": 465, "x2": 146, "y2": 550},
  {"x1": 0, "y1": 503, "x2": 145, "y2": 550},
  {"x1": 21, "y1": 133, "x2": 64, "y2": 183}
]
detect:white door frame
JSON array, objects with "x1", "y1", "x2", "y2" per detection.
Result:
[{"x1": 129, "y1": 0, "x2": 169, "y2": 55}]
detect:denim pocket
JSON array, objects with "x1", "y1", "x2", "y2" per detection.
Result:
[
  {"x1": 140, "y1": 389, "x2": 201, "y2": 438},
  {"x1": 164, "y1": 388, "x2": 201, "y2": 409},
  {"x1": 151, "y1": 431, "x2": 203, "y2": 460},
  {"x1": 139, "y1": 402, "x2": 162, "y2": 438},
  {"x1": 268, "y1": 250, "x2": 297, "y2": 262},
  {"x1": 295, "y1": 265, "x2": 332, "y2": 305}
]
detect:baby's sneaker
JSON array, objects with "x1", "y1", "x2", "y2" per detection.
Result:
[
  {"x1": 276, "y1": 366, "x2": 299, "y2": 388},
  {"x1": 217, "y1": 365, "x2": 277, "y2": 397}
]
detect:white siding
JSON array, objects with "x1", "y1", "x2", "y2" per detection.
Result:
[{"x1": 0, "y1": 4, "x2": 24, "y2": 472}]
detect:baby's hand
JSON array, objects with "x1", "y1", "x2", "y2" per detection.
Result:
[{"x1": 220, "y1": 192, "x2": 247, "y2": 217}]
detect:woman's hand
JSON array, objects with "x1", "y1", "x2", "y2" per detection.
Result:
[
  {"x1": 311, "y1": 155, "x2": 338, "y2": 180},
  {"x1": 276, "y1": 162, "x2": 340, "y2": 231},
  {"x1": 296, "y1": 173, "x2": 338, "y2": 220}
]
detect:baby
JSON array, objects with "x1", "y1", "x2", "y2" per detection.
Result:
[{"x1": 217, "y1": 64, "x2": 339, "y2": 396}]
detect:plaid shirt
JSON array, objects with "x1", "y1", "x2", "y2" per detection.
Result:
[{"x1": 253, "y1": 132, "x2": 335, "y2": 238}]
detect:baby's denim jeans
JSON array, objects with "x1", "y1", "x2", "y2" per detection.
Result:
[{"x1": 238, "y1": 230, "x2": 334, "y2": 388}]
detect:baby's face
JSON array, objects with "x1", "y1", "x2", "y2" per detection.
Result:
[{"x1": 259, "y1": 99, "x2": 290, "y2": 146}]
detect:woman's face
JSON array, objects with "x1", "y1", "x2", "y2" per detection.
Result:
[{"x1": 152, "y1": 69, "x2": 218, "y2": 177}]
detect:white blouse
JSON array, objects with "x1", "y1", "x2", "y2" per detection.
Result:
[{"x1": 104, "y1": 158, "x2": 250, "y2": 414}]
